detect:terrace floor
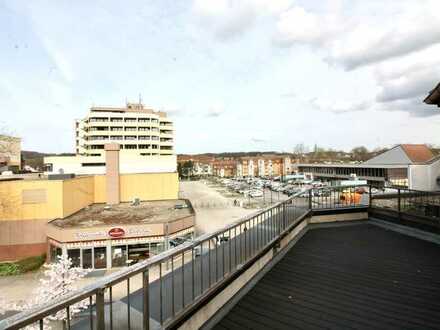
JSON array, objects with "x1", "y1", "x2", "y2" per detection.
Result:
[{"x1": 214, "y1": 223, "x2": 440, "y2": 330}]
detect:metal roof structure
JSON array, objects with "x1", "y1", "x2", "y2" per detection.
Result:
[{"x1": 424, "y1": 82, "x2": 440, "y2": 107}]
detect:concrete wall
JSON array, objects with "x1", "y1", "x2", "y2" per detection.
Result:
[
  {"x1": 44, "y1": 154, "x2": 177, "y2": 175},
  {"x1": 409, "y1": 160, "x2": 440, "y2": 191},
  {"x1": 0, "y1": 172, "x2": 179, "y2": 222}
]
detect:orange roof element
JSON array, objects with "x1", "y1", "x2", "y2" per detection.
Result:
[{"x1": 401, "y1": 144, "x2": 434, "y2": 163}]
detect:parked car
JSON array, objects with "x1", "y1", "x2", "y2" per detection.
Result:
[{"x1": 249, "y1": 190, "x2": 263, "y2": 198}]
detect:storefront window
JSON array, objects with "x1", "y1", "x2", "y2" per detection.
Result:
[
  {"x1": 50, "y1": 245, "x2": 62, "y2": 262},
  {"x1": 111, "y1": 245, "x2": 127, "y2": 267},
  {"x1": 128, "y1": 244, "x2": 149, "y2": 264},
  {"x1": 94, "y1": 247, "x2": 107, "y2": 269},
  {"x1": 149, "y1": 242, "x2": 164, "y2": 256},
  {"x1": 67, "y1": 249, "x2": 81, "y2": 267},
  {"x1": 82, "y1": 248, "x2": 93, "y2": 269}
]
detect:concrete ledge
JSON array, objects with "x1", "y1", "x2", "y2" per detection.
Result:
[
  {"x1": 309, "y1": 211, "x2": 368, "y2": 224},
  {"x1": 369, "y1": 217, "x2": 440, "y2": 245}
]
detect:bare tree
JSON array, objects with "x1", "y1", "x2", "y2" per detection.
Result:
[{"x1": 0, "y1": 125, "x2": 20, "y2": 171}]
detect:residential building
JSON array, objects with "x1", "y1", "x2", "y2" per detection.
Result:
[
  {"x1": 212, "y1": 158, "x2": 237, "y2": 177},
  {"x1": 0, "y1": 135, "x2": 21, "y2": 172},
  {"x1": 237, "y1": 155, "x2": 293, "y2": 178},
  {"x1": 75, "y1": 102, "x2": 174, "y2": 157},
  {"x1": 298, "y1": 144, "x2": 440, "y2": 191}
]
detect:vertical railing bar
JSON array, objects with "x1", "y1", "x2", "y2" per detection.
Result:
[
  {"x1": 66, "y1": 306, "x2": 70, "y2": 330},
  {"x1": 39, "y1": 319, "x2": 43, "y2": 330},
  {"x1": 159, "y1": 262, "x2": 163, "y2": 325},
  {"x1": 228, "y1": 228, "x2": 232, "y2": 273},
  {"x1": 200, "y1": 243, "x2": 204, "y2": 295},
  {"x1": 109, "y1": 286, "x2": 113, "y2": 330},
  {"x1": 191, "y1": 247, "x2": 195, "y2": 301},
  {"x1": 222, "y1": 232, "x2": 225, "y2": 278},
  {"x1": 216, "y1": 235, "x2": 219, "y2": 282},
  {"x1": 208, "y1": 239, "x2": 211, "y2": 287},
  {"x1": 89, "y1": 296, "x2": 94, "y2": 330},
  {"x1": 96, "y1": 289, "x2": 105, "y2": 330},
  {"x1": 234, "y1": 226, "x2": 237, "y2": 269},
  {"x1": 171, "y1": 256, "x2": 175, "y2": 317},
  {"x1": 127, "y1": 277, "x2": 131, "y2": 330},
  {"x1": 181, "y1": 251, "x2": 185, "y2": 310},
  {"x1": 143, "y1": 270, "x2": 150, "y2": 330}
]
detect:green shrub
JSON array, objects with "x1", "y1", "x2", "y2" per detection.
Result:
[
  {"x1": 0, "y1": 263, "x2": 20, "y2": 276},
  {"x1": 0, "y1": 254, "x2": 46, "y2": 276},
  {"x1": 16, "y1": 254, "x2": 46, "y2": 273}
]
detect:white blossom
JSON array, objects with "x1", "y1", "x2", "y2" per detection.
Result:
[{"x1": 1, "y1": 255, "x2": 91, "y2": 329}]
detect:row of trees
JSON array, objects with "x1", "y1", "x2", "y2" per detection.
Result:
[{"x1": 292, "y1": 143, "x2": 388, "y2": 162}]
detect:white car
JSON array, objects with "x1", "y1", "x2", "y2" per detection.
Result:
[{"x1": 249, "y1": 190, "x2": 263, "y2": 198}]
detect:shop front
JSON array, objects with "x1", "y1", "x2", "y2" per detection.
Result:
[{"x1": 47, "y1": 216, "x2": 194, "y2": 269}]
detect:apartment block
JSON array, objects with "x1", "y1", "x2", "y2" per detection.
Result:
[{"x1": 75, "y1": 102, "x2": 174, "y2": 157}]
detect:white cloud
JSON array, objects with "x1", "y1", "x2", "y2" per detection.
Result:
[
  {"x1": 274, "y1": 0, "x2": 440, "y2": 117},
  {"x1": 192, "y1": 0, "x2": 293, "y2": 40}
]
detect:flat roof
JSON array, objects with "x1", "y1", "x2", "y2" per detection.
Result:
[
  {"x1": 215, "y1": 223, "x2": 440, "y2": 329},
  {"x1": 50, "y1": 199, "x2": 192, "y2": 228},
  {"x1": 297, "y1": 163, "x2": 409, "y2": 169}
]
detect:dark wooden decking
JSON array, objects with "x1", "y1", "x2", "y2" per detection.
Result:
[{"x1": 213, "y1": 223, "x2": 440, "y2": 330}]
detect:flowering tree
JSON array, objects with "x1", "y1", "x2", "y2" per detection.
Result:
[{"x1": 1, "y1": 255, "x2": 90, "y2": 329}]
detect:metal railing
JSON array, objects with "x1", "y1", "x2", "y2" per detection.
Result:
[
  {"x1": 0, "y1": 185, "x2": 369, "y2": 330},
  {"x1": 370, "y1": 187, "x2": 440, "y2": 224}
]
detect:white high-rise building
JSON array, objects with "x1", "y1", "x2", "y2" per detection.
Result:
[{"x1": 75, "y1": 102, "x2": 174, "y2": 157}]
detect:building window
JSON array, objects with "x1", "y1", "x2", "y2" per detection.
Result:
[
  {"x1": 128, "y1": 244, "x2": 150, "y2": 262},
  {"x1": 82, "y1": 248, "x2": 93, "y2": 269},
  {"x1": 111, "y1": 245, "x2": 127, "y2": 267},
  {"x1": 124, "y1": 127, "x2": 137, "y2": 131},
  {"x1": 124, "y1": 136, "x2": 137, "y2": 140},
  {"x1": 139, "y1": 144, "x2": 150, "y2": 149},
  {"x1": 110, "y1": 118, "x2": 123, "y2": 122},
  {"x1": 67, "y1": 249, "x2": 81, "y2": 267},
  {"x1": 138, "y1": 118, "x2": 150, "y2": 123},
  {"x1": 50, "y1": 245, "x2": 62, "y2": 262},
  {"x1": 124, "y1": 118, "x2": 137, "y2": 123},
  {"x1": 111, "y1": 127, "x2": 123, "y2": 131},
  {"x1": 139, "y1": 135, "x2": 151, "y2": 140},
  {"x1": 94, "y1": 247, "x2": 107, "y2": 269},
  {"x1": 110, "y1": 136, "x2": 123, "y2": 140},
  {"x1": 138, "y1": 127, "x2": 150, "y2": 131},
  {"x1": 91, "y1": 145, "x2": 105, "y2": 149},
  {"x1": 125, "y1": 145, "x2": 137, "y2": 149}
]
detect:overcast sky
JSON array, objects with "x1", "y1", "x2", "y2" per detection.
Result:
[{"x1": 1, "y1": 0, "x2": 440, "y2": 154}]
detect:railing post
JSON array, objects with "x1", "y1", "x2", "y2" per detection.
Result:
[
  {"x1": 143, "y1": 270, "x2": 150, "y2": 330},
  {"x1": 96, "y1": 288, "x2": 105, "y2": 330},
  {"x1": 397, "y1": 188, "x2": 401, "y2": 220},
  {"x1": 368, "y1": 184, "x2": 372, "y2": 207},
  {"x1": 308, "y1": 189, "x2": 312, "y2": 210}
]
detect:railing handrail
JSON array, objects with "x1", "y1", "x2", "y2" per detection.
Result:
[{"x1": 0, "y1": 185, "x2": 372, "y2": 329}]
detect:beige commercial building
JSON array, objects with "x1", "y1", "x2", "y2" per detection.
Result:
[
  {"x1": 0, "y1": 135, "x2": 21, "y2": 172},
  {"x1": 1, "y1": 144, "x2": 190, "y2": 267}
]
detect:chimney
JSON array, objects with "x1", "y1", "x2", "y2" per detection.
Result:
[{"x1": 105, "y1": 143, "x2": 120, "y2": 205}]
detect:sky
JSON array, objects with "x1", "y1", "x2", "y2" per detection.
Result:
[{"x1": 1, "y1": 0, "x2": 440, "y2": 154}]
